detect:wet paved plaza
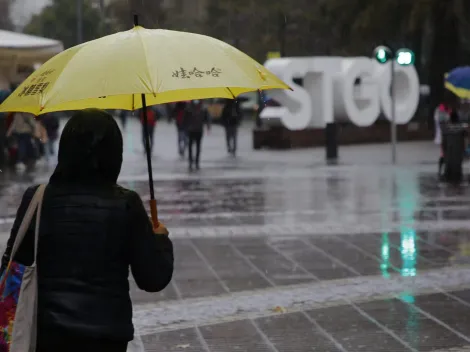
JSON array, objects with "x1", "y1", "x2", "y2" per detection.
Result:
[{"x1": 1, "y1": 120, "x2": 470, "y2": 351}]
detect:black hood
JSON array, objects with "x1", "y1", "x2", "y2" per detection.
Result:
[{"x1": 50, "y1": 109, "x2": 123, "y2": 185}]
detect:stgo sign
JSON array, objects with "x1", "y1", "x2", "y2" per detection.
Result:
[{"x1": 260, "y1": 57, "x2": 420, "y2": 130}]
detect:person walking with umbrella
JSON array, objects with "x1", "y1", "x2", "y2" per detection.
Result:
[
  {"x1": 0, "y1": 16, "x2": 289, "y2": 230},
  {"x1": 439, "y1": 67, "x2": 470, "y2": 178},
  {"x1": 1, "y1": 109, "x2": 174, "y2": 351}
]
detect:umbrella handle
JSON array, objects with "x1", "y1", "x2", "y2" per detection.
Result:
[{"x1": 149, "y1": 199, "x2": 159, "y2": 229}]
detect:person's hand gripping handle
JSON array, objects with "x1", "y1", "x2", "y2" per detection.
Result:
[{"x1": 150, "y1": 199, "x2": 168, "y2": 235}]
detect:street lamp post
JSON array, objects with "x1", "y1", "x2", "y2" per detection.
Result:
[
  {"x1": 77, "y1": 0, "x2": 83, "y2": 44},
  {"x1": 373, "y1": 46, "x2": 415, "y2": 164},
  {"x1": 391, "y1": 55, "x2": 397, "y2": 164},
  {"x1": 278, "y1": 12, "x2": 287, "y2": 57}
]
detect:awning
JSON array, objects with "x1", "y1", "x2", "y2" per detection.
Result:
[{"x1": 0, "y1": 30, "x2": 63, "y2": 66}]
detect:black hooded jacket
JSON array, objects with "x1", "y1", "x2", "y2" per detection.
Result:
[{"x1": 1, "y1": 109, "x2": 174, "y2": 342}]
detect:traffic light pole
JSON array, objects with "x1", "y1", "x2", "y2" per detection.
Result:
[
  {"x1": 373, "y1": 45, "x2": 414, "y2": 165},
  {"x1": 390, "y1": 57, "x2": 397, "y2": 164}
]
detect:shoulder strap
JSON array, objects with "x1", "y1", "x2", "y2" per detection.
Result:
[
  {"x1": 32, "y1": 185, "x2": 45, "y2": 266},
  {"x1": 9, "y1": 185, "x2": 46, "y2": 267}
]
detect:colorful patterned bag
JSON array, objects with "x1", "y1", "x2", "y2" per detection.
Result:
[{"x1": 0, "y1": 185, "x2": 46, "y2": 352}]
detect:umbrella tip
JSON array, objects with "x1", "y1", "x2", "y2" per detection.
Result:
[{"x1": 134, "y1": 14, "x2": 139, "y2": 27}]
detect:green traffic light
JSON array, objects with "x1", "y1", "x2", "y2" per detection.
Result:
[
  {"x1": 376, "y1": 49, "x2": 387, "y2": 63},
  {"x1": 396, "y1": 49, "x2": 415, "y2": 66},
  {"x1": 373, "y1": 46, "x2": 392, "y2": 64}
]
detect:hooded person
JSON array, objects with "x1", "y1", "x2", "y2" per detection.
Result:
[{"x1": 1, "y1": 109, "x2": 174, "y2": 352}]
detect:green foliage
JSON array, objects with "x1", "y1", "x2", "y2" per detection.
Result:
[
  {"x1": 323, "y1": 0, "x2": 469, "y2": 119},
  {"x1": 21, "y1": 0, "x2": 470, "y2": 115},
  {"x1": 24, "y1": 0, "x2": 106, "y2": 49},
  {"x1": 204, "y1": 0, "x2": 328, "y2": 61},
  {"x1": 203, "y1": 0, "x2": 468, "y2": 122}
]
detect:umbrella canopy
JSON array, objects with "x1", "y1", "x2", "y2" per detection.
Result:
[
  {"x1": 445, "y1": 66, "x2": 470, "y2": 99},
  {"x1": 0, "y1": 26, "x2": 289, "y2": 115},
  {"x1": 0, "y1": 22, "x2": 289, "y2": 228}
]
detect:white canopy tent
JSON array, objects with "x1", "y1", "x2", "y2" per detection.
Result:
[{"x1": 0, "y1": 30, "x2": 63, "y2": 90}]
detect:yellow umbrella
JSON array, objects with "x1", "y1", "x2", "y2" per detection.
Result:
[
  {"x1": 0, "y1": 27, "x2": 288, "y2": 114},
  {"x1": 0, "y1": 16, "x2": 290, "y2": 226}
]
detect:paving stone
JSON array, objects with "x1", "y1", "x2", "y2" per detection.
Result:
[{"x1": 1, "y1": 120, "x2": 470, "y2": 351}]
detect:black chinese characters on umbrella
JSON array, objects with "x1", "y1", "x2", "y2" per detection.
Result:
[
  {"x1": 17, "y1": 69, "x2": 55, "y2": 97},
  {"x1": 172, "y1": 67, "x2": 222, "y2": 79}
]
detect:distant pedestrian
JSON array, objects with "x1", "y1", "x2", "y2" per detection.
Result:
[
  {"x1": 442, "y1": 111, "x2": 468, "y2": 184},
  {"x1": 41, "y1": 112, "x2": 60, "y2": 161},
  {"x1": 255, "y1": 91, "x2": 266, "y2": 128},
  {"x1": 119, "y1": 110, "x2": 128, "y2": 130},
  {"x1": 173, "y1": 101, "x2": 189, "y2": 158},
  {"x1": 434, "y1": 102, "x2": 452, "y2": 178},
  {"x1": 0, "y1": 90, "x2": 10, "y2": 168},
  {"x1": 140, "y1": 107, "x2": 157, "y2": 153},
  {"x1": 184, "y1": 100, "x2": 210, "y2": 171},
  {"x1": 6, "y1": 112, "x2": 38, "y2": 170},
  {"x1": 35, "y1": 118, "x2": 49, "y2": 160},
  {"x1": 221, "y1": 99, "x2": 241, "y2": 156}
]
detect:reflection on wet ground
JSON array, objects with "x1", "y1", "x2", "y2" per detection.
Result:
[
  {"x1": 2, "y1": 131, "x2": 470, "y2": 350},
  {"x1": 4, "y1": 171, "x2": 469, "y2": 221},
  {"x1": 126, "y1": 230, "x2": 470, "y2": 304},
  {"x1": 135, "y1": 167, "x2": 470, "y2": 351}
]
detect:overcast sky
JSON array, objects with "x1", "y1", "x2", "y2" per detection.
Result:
[{"x1": 10, "y1": 0, "x2": 50, "y2": 29}]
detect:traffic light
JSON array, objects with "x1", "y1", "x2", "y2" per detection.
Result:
[
  {"x1": 373, "y1": 46, "x2": 415, "y2": 66},
  {"x1": 373, "y1": 46, "x2": 393, "y2": 64},
  {"x1": 396, "y1": 48, "x2": 415, "y2": 66}
]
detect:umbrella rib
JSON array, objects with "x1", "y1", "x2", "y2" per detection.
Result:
[
  {"x1": 226, "y1": 87, "x2": 236, "y2": 99},
  {"x1": 136, "y1": 30, "x2": 155, "y2": 94}
]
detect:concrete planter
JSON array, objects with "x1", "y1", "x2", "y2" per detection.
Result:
[{"x1": 253, "y1": 121, "x2": 433, "y2": 150}]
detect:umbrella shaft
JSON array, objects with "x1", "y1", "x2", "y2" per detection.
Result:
[{"x1": 141, "y1": 94, "x2": 155, "y2": 201}]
